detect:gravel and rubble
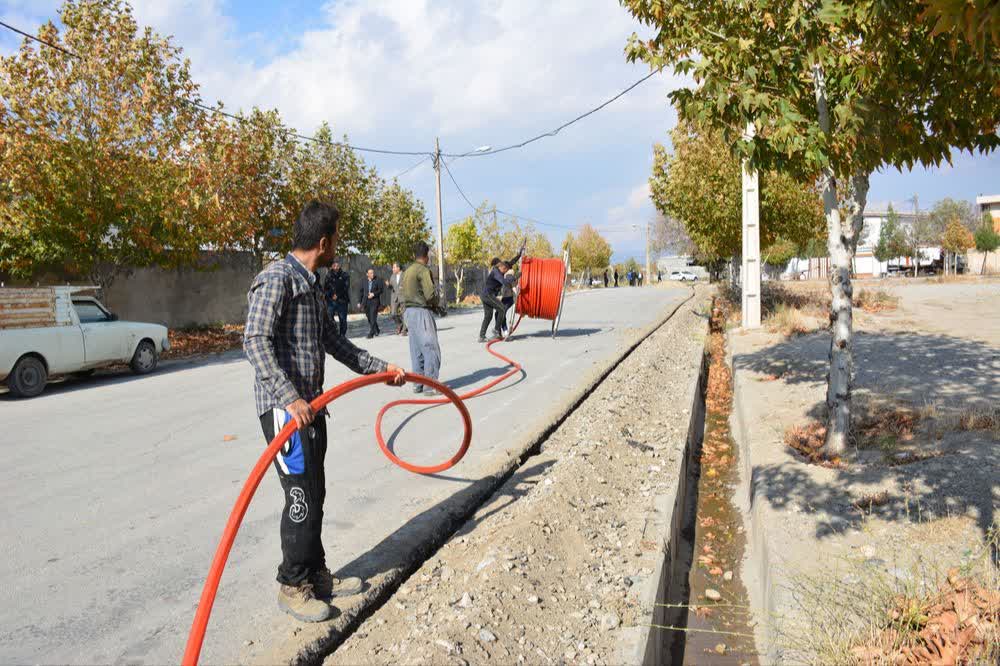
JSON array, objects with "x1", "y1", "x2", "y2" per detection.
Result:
[{"x1": 327, "y1": 292, "x2": 710, "y2": 665}]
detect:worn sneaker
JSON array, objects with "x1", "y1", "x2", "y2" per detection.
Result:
[
  {"x1": 277, "y1": 582, "x2": 332, "y2": 622},
  {"x1": 310, "y1": 568, "x2": 364, "y2": 599},
  {"x1": 478, "y1": 336, "x2": 488, "y2": 343},
  {"x1": 412, "y1": 385, "x2": 424, "y2": 394}
]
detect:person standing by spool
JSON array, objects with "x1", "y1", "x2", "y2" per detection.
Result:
[
  {"x1": 243, "y1": 200, "x2": 405, "y2": 623},
  {"x1": 400, "y1": 241, "x2": 444, "y2": 395}
]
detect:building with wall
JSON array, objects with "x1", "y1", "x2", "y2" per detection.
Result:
[{"x1": 976, "y1": 194, "x2": 1000, "y2": 230}]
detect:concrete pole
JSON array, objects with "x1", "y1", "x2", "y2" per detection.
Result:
[
  {"x1": 741, "y1": 122, "x2": 761, "y2": 328},
  {"x1": 433, "y1": 138, "x2": 445, "y2": 293}
]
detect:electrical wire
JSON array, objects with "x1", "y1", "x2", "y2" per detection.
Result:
[
  {"x1": 441, "y1": 161, "x2": 638, "y2": 234},
  {"x1": 1, "y1": 19, "x2": 659, "y2": 161},
  {"x1": 0, "y1": 20, "x2": 432, "y2": 157},
  {"x1": 395, "y1": 154, "x2": 432, "y2": 178},
  {"x1": 440, "y1": 69, "x2": 661, "y2": 158}
]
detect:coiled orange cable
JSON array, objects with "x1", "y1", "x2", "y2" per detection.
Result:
[{"x1": 182, "y1": 256, "x2": 567, "y2": 665}]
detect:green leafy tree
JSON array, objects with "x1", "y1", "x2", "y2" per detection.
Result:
[
  {"x1": 903, "y1": 206, "x2": 938, "y2": 277},
  {"x1": 444, "y1": 217, "x2": 482, "y2": 303},
  {"x1": 368, "y1": 181, "x2": 428, "y2": 266},
  {"x1": 974, "y1": 217, "x2": 1000, "y2": 274},
  {"x1": 624, "y1": 0, "x2": 1000, "y2": 456},
  {"x1": 0, "y1": 0, "x2": 207, "y2": 290},
  {"x1": 196, "y1": 107, "x2": 298, "y2": 268},
  {"x1": 649, "y1": 122, "x2": 824, "y2": 263},
  {"x1": 873, "y1": 204, "x2": 908, "y2": 266},
  {"x1": 568, "y1": 224, "x2": 613, "y2": 286},
  {"x1": 919, "y1": 0, "x2": 1000, "y2": 54}
]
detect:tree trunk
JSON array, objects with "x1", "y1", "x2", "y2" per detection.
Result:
[
  {"x1": 812, "y1": 64, "x2": 872, "y2": 458},
  {"x1": 454, "y1": 266, "x2": 465, "y2": 303}
]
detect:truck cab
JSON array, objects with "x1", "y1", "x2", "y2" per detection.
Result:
[{"x1": 0, "y1": 287, "x2": 170, "y2": 398}]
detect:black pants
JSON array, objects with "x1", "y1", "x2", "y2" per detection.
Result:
[
  {"x1": 480, "y1": 292, "x2": 506, "y2": 338},
  {"x1": 365, "y1": 301, "x2": 380, "y2": 336},
  {"x1": 328, "y1": 301, "x2": 348, "y2": 336},
  {"x1": 260, "y1": 410, "x2": 328, "y2": 586}
]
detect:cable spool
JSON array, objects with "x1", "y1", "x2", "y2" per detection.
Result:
[{"x1": 514, "y1": 253, "x2": 568, "y2": 337}]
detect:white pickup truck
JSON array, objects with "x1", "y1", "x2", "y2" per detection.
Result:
[{"x1": 0, "y1": 287, "x2": 170, "y2": 398}]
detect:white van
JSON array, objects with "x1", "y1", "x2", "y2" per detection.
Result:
[{"x1": 0, "y1": 287, "x2": 170, "y2": 398}]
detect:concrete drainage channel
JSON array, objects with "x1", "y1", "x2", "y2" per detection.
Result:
[
  {"x1": 640, "y1": 300, "x2": 758, "y2": 665},
  {"x1": 280, "y1": 288, "x2": 699, "y2": 666},
  {"x1": 639, "y1": 349, "x2": 708, "y2": 664}
]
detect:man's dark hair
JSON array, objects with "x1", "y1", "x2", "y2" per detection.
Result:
[
  {"x1": 490, "y1": 256, "x2": 500, "y2": 267},
  {"x1": 293, "y1": 200, "x2": 339, "y2": 250},
  {"x1": 413, "y1": 240, "x2": 430, "y2": 260}
]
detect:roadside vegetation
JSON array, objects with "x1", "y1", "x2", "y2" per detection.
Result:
[{"x1": 782, "y1": 529, "x2": 999, "y2": 665}]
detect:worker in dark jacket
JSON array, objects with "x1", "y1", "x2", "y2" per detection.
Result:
[
  {"x1": 359, "y1": 268, "x2": 384, "y2": 338},
  {"x1": 479, "y1": 241, "x2": 525, "y2": 342},
  {"x1": 323, "y1": 260, "x2": 350, "y2": 336}
]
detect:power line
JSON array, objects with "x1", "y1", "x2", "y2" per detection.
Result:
[
  {"x1": 0, "y1": 20, "x2": 432, "y2": 158},
  {"x1": 440, "y1": 69, "x2": 661, "y2": 158},
  {"x1": 441, "y1": 161, "x2": 635, "y2": 234},
  {"x1": 395, "y1": 154, "x2": 431, "y2": 178},
  {"x1": 441, "y1": 159, "x2": 479, "y2": 212}
]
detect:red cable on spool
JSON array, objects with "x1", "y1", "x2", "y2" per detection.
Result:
[{"x1": 516, "y1": 256, "x2": 568, "y2": 335}]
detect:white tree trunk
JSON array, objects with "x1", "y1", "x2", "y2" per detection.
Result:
[{"x1": 812, "y1": 64, "x2": 871, "y2": 458}]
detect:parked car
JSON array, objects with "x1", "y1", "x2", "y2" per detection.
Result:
[
  {"x1": 0, "y1": 286, "x2": 169, "y2": 398},
  {"x1": 669, "y1": 270, "x2": 698, "y2": 281}
]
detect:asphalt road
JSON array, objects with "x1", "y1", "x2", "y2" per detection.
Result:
[{"x1": 0, "y1": 285, "x2": 688, "y2": 664}]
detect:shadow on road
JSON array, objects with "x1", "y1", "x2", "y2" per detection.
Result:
[{"x1": 516, "y1": 327, "x2": 602, "y2": 340}]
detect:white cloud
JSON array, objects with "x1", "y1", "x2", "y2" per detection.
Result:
[{"x1": 126, "y1": 0, "x2": 681, "y2": 146}]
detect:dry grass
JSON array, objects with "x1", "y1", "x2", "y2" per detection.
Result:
[
  {"x1": 920, "y1": 401, "x2": 1000, "y2": 440},
  {"x1": 765, "y1": 303, "x2": 815, "y2": 337},
  {"x1": 778, "y1": 529, "x2": 1000, "y2": 665},
  {"x1": 854, "y1": 403, "x2": 920, "y2": 453},
  {"x1": 855, "y1": 289, "x2": 899, "y2": 313}
]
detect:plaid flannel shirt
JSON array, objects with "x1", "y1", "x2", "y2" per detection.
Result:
[{"x1": 244, "y1": 254, "x2": 388, "y2": 416}]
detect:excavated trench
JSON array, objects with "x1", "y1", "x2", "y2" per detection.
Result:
[
  {"x1": 292, "y1": 289, "x2": 700, "y2": 665},
  {"x1": 647, "y1": 299, "x2": 758, "y2": 665}
]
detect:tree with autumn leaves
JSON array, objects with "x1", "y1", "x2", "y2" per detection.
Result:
[
  {"x1": 624, "y1": 0, "x2": 1000, "y2": 457},
  {"x1": 0, "y1": 0, "x2": 427, "y2": 290},
  {"x1": 649, "y1": 121, "x2": 824, "y2": 277}
]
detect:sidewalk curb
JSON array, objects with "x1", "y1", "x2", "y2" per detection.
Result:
[
  {"x1": 729, "y1": 330, "x2": 779, "y2": 663},
  {"x1": 259, "y1": 287, "x2": 700, "y2": 665},
  {"x1": 619, "y1": 330, "x2": 708, "y2": 665}
]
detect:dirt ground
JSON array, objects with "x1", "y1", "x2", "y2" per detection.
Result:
[
  {"x1": 327, "y1": 292, "x2": 711, "y2": 665},
  {"x1": 730, "y1": 280, "x2": 1000, "y2": 662}
]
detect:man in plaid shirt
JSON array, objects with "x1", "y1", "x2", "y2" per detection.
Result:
[{"x1": 244, "y1": 200, "x2": 405, "y2": 623}]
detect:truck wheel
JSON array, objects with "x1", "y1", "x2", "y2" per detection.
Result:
[
  {"x1": 130, "y1": 340, "x2": 158, "y2": 375},
  {"x1": 8, "y1": 356, "x2": 48, "y2": 398}
]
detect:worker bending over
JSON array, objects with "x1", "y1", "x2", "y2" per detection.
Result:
[{"x1": 244, "y1": 200, "x2": 405, "y2": 623}]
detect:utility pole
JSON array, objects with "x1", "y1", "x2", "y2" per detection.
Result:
[
  {"x1": 741, "y1": 121, "x2": 761, "y2": 328},
  {"x1": 433, "y1": 137, "x2": 445, "y2": 294}
]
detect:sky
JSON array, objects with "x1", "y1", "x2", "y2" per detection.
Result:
[{"x1": 2, "y1": 0, "x2": 998, "y2": 262}]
